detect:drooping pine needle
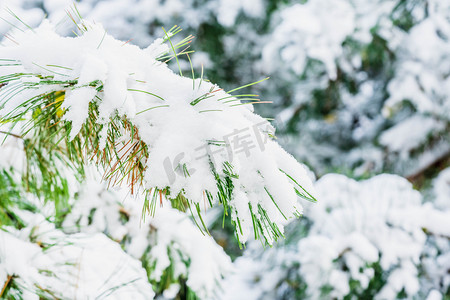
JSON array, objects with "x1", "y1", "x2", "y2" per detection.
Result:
[
  {"x1": 32, "y1": 62, "x2": 69, "y2": 77},
  {"x1": 279, "y1": 169, "x2": 317, "y2": 202},
  {"x1": 136, "y1": 105, "x2": 170, "y2": 115},
  {"x1": 46, "y1": 64, "x2": 73, "y2": 71},
  {"x1": 127, "y1": 88, "x2": 165, "y2": 101}
]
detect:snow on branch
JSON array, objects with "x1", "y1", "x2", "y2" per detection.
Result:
[{"x1": 0, "y1": 18, "x2": 316, "y2": 245}]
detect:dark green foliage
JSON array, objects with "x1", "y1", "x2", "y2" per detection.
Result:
[{"x1": 141, "y1": 246, "x2": 200, "y2": 300}]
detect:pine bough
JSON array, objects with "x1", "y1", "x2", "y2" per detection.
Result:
[{"x1": 0, "y1": 16, "x2": 316, "y2": 245}]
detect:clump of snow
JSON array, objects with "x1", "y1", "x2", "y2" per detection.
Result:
[
  {"x1": 379, "y1": 115, "x2": 444, "y2": 157},
  {"x1": 0, "y1": 19, "x2": 316, "y2": 244},
  {"x1": 63, "y1": 179, "x2": 232, "y2": 298}
]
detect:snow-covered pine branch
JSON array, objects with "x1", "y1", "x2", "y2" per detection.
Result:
[{"x1": 0, "y1": 18, "x2": 316, "y2": 245}]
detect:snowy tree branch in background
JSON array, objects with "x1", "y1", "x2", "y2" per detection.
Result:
[{"x1": 222, "y1": 174, "x2": 450, "y2": 300}]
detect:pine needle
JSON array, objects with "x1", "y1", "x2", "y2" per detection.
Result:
[
  {"x1": 128, "y1": 88, "x2": 165, "y2": 101},
  {"x1": 5, "y1": 7, "x2": 34, "y2": 32},
  {"x1": 97, "y1": 30, "x2": 107, "y2": 49},
  {"x1": 226, "y1": 77, "x2": 269, "y2": 94},
  {"x1": 162, "y1": 26, "x2": 182, "y2": 76},
  {"x1": 136, "y1": 104, "x2": 170, "y2": 115}
]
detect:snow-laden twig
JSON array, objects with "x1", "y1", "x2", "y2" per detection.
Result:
[{"x1": 0, "y1": 18, "x2": 316, "y2": 244}]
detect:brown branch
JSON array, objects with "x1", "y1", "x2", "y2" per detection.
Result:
[
  {"x1": 0, "y1": 275, "x2": 13, "y2": 298},
  {"x1": 0, "y1": 130, "x2": 23, "y2": 139}
]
